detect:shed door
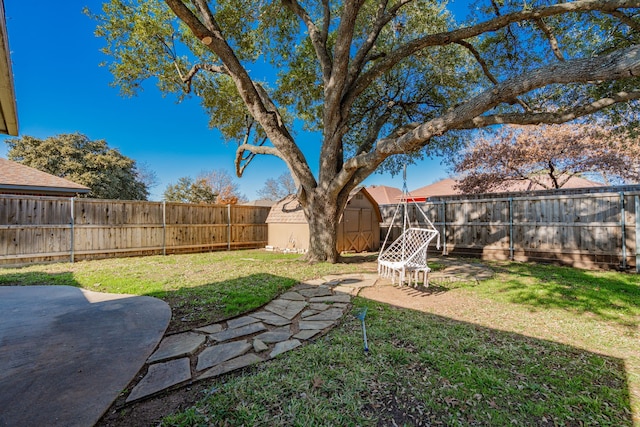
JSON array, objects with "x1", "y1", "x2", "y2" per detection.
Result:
[{"x1": 343, "y1": 208, "x2": 374, "y2": 252}]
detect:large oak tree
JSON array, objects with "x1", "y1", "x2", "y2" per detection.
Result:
[{"x1": 92, "y1": 0, "x2": 640, "y2": 261}]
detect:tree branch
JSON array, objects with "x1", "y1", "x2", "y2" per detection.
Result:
[
  {"x1": 455, "y1": 40, "x2": 531, "y2": 111},
  {"x1": 334, "y1": 44, "x2": 640, "y2": 192},
  {"x1": 349, "y1": 0, "x2": 413, "y2": 87},
  {"x1": 181, "y1": 63, "x2": 229, "y2": 93},
  {"x1": 164, "y1": 0, "x2": 316, "y2": 191},
  {"x1": 191, "y1": 0, "x2": 218, "y2": 33},
  {"x1": 235, "y1": 143, "x2": 283, "y2": 177},
  {"x1": 351, "y1": 0, "x2": 640, "y2": 103},
  {"x1": 534, "y1": 18, "x2": 566, "y2": 61},
  {"x1": 281, "y1": 0, "x2": 333, "y2": 83},
  {"x1": 605, "y1": 9, "x2": 640, "y2": 31},
  {"x1": 458, "y1": 90, "x2": 640, "y2": 128}
]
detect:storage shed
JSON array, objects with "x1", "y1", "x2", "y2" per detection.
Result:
[{"x1": 266, "y1": 187, "x2": 381, "y2": 253}]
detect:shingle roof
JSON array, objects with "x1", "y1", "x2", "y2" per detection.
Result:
[
  {"x1": 265, "y1": 194, "x2": 306, "y2": 224},
  {"x1": 0, "y1": 158, "x2": 90, "y2": 194},
  {"x1": 266, "y1": 187, "x2": 381, "y2": 224},
  {"x1": 365, "y1": 185, "x2": 402, "y2": 205},
  {"x1": 409, "y1": 176, "x2": 603, "y2": 200}
]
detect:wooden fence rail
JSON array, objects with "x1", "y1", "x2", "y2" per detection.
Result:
[
  {"x1": 0, "y1": 195, "x2": 270, "y2": 266},
  {"x1": 380, "y1": 191, "x2": 640, "y2": 271}
]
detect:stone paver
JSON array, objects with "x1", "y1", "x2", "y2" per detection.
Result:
[
  {"x1": 299, "y1": 320, "x2": 335, "y2": 330},
  {"x1": 270, "y1": 339, "x2": 302, "y2": 358},
  {"x1": 293, "y1": 329, "x2": 322, "y2": 340},
  {"x1": 303, "y1": 307, "x2": 345, "y2": 322},
  {"x1": 227, "y1": 315, "x2": 260, "y2": 329},
  {"x1": 280, "y1": 291, "x2": 306, "y2": 301},
  {"x1": 124, "y1": 273, "x2": 387, "y2": 403},
  {"x1": 209, "y1": 322, "x2": 268, "y2": 342},
  {"x1": 198, "y1": 353, "x2": 264, "y2": 380},
  {"x1": 126, "y1": 358, "x2": 191, "y2": 402},
  {"x1": 253, "y1": 339, "x2": 269, "y2": 352},
  {"x1": 148, "y1": 332, "x2": 206, "y2": 363},
  {"x1": 196, "y1": 340, "x2": 253, "y2": 371},
  {"x1": 195, "y1": 323, "x2": 223, "y2": 334},
  {"x1": 255, "y1": 326, "x2": 293, "y2": 343},
  {"x1": 264, "y1": 299, "x2": 307, "y2": 320},
  {"x1": 298, "y1": 287, "x2": 333, "y2": 298},
  {"x1": 309, "y1": 294, "x2": 351, "y2": 303},
  {"x1": 250, "y1": 310, "x2": 292, "y2": 326}
]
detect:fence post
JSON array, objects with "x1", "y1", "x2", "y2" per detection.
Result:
[
  {"x1": 509, "y1": 198, "x2": 514, "y2": 261},
  {"x1": 70, "y1": 197, "x2": 75, "y2": 263},
  {"x1": 441, "y1": 201, "x2": 448, "y2": 255},
  {"x1": 620, "y1": 192, "x2": 627, "y2": 270},
  {"x1": 635, "y1": 195, "x2": 639, "y2": 273},
  {"x1": 162, "y1": 201, "x2": 166, "y2": 256},
  {"x1": 227, "y1": 204, "x2": 232, "y2": 251}
]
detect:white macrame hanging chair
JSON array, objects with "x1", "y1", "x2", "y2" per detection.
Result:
[{"x1": 378, "y1": 167, "x2": 440, "y2": 287}]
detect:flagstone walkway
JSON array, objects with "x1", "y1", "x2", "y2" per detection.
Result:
[{"x1": 125, "y1": 273, "x2": 379, "y2": 403}]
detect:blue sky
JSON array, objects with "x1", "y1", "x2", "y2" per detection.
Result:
[{"x1": 0, "y1": 1, "x2": 451, "y2": 201}]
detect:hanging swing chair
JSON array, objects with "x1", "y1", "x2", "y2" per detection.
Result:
[{"x1": 378, "y1": 167, "x2": 440, "y2": 287}]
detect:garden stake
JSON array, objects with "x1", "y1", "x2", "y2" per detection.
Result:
[{"x1": 355, "y1": 307, "x2": 369, "y2": 353}]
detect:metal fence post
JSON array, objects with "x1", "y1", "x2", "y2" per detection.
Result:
[
  {"x1": 441, "y1": 201, "x2": 448, "y2": 255},
  {"x1": 509, "y1": 198, "x2": 514, "y2": 261},
  {"x1": 162, "y1": 201, "x2": 166, "y2": 256},
  {"x1": 620, "y1": 192, "x2": 627, "y2": 270},
  {"x1": 227, "y1": 203, "x2": 232, "y2": 251},
  {"x1": 70, "y1": 197, "x2": 75, "y2": 263},
  {"x1": 635, "y1": 195, "x2": 639, "y2": 273}
]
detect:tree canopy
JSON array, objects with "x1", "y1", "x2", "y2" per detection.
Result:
[
  {"x1": 257, "y1": 172, "x2": 297, "y2": 200},
  {"x1": 6, "y1": 133, "x2": 151, "y2": 200},
  {"x1": 92, "y1": 0, "x2": 640, "y2": 261},
  {"x1": 454, "y1": 124, "x2": 640, "y2": 193},
  {"x1": 163, "y1": 169, "x2": 246, "y2": 204},
  {"x1": 163, "y1": 176, "x2": 218, "y2": 203}
]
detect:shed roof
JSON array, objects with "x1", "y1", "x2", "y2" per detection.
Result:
[
  {"x1": 0, "y1": 158, "x2": 90, "y2": 195},
  {"x1": 266, "y1": 187, "x2": 381, "y2": 224},
  {"x1": 365, "y1": 185, "x2": 402, "y2": 205}
]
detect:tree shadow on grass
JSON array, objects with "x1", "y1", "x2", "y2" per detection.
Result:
[
  {"x1": 487, "y1": 263, "x2": 640, "y2": 328},
  {"x1": 144, "y1": 273, "x2": 299, "y2": 334},
  {"x1": 349, "y1": 298, "x2": 635, "y2": 427}
]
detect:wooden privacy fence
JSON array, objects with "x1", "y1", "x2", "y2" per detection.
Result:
[
  {"x1": 380, "y1": 191, "x2": 640, "y2": 271},
  {"x1": 0, "y1": 195, "x2": 270, "y2": 266}
]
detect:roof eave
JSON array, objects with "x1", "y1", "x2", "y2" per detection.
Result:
[
  {"x1": 0, "y1": 0, "x2": 17, "y2": 136},
  {"x1": 0, "y1": 184, "x2": 90, "y2": 195}
]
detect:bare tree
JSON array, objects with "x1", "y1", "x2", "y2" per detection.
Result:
[
  {"x1": 454, "y1": 124, "x2": 640, "y2": 193},
  {"x1": 94, "y1": 0, "x2": 640, "y2": 261},
  {"x1": 257, "y1": 172, "x2": 297, "y2": 200}
]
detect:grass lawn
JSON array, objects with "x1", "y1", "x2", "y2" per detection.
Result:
[{"x1": 1, "y1": 251, "x2": 638, "y2": 425}]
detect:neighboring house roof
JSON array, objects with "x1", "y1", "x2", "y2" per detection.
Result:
[
  {"x1": 266, "y1": 187, "x2": 381, "y2": 224},
  {"x1": 366, "y1": 185, "x2": 403, "y2": 205},
  {"x1": 243, "y1": 199, "x2": 277, "y2": 207},
  {"x1": 0, "y1": 1, "x2": 17, "y2": 136},
  {"x1": 409, "y1": 176, "x2": 603, "y2": 201},
  {"x1": 0, "y1": 158, "x2": 90, "y2": 196}
]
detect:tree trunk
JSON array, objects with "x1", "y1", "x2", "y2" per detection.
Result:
[{"x1": 303, "y1": 192, "x2": 341, "y2": 263}]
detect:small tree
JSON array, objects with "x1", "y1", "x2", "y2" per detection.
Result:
[
  {"x1": 6, "y1": 133, "x2": 150, "y2": 200},
  {"x1": 257, "y1": 172, "x2": 297, "y2": 200},
  {"x1": 199, "y1": 169, "x2": 246, "y2": 204},
  {"x1": 454, "y1": 124, "x2": 640, "y2": 193},
  {"x1": 163, "y1": 169, "x2": 246, "y2": 204},
  {"x1": 163, "y1": 177, "x2": 218, "y2": 203}
]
